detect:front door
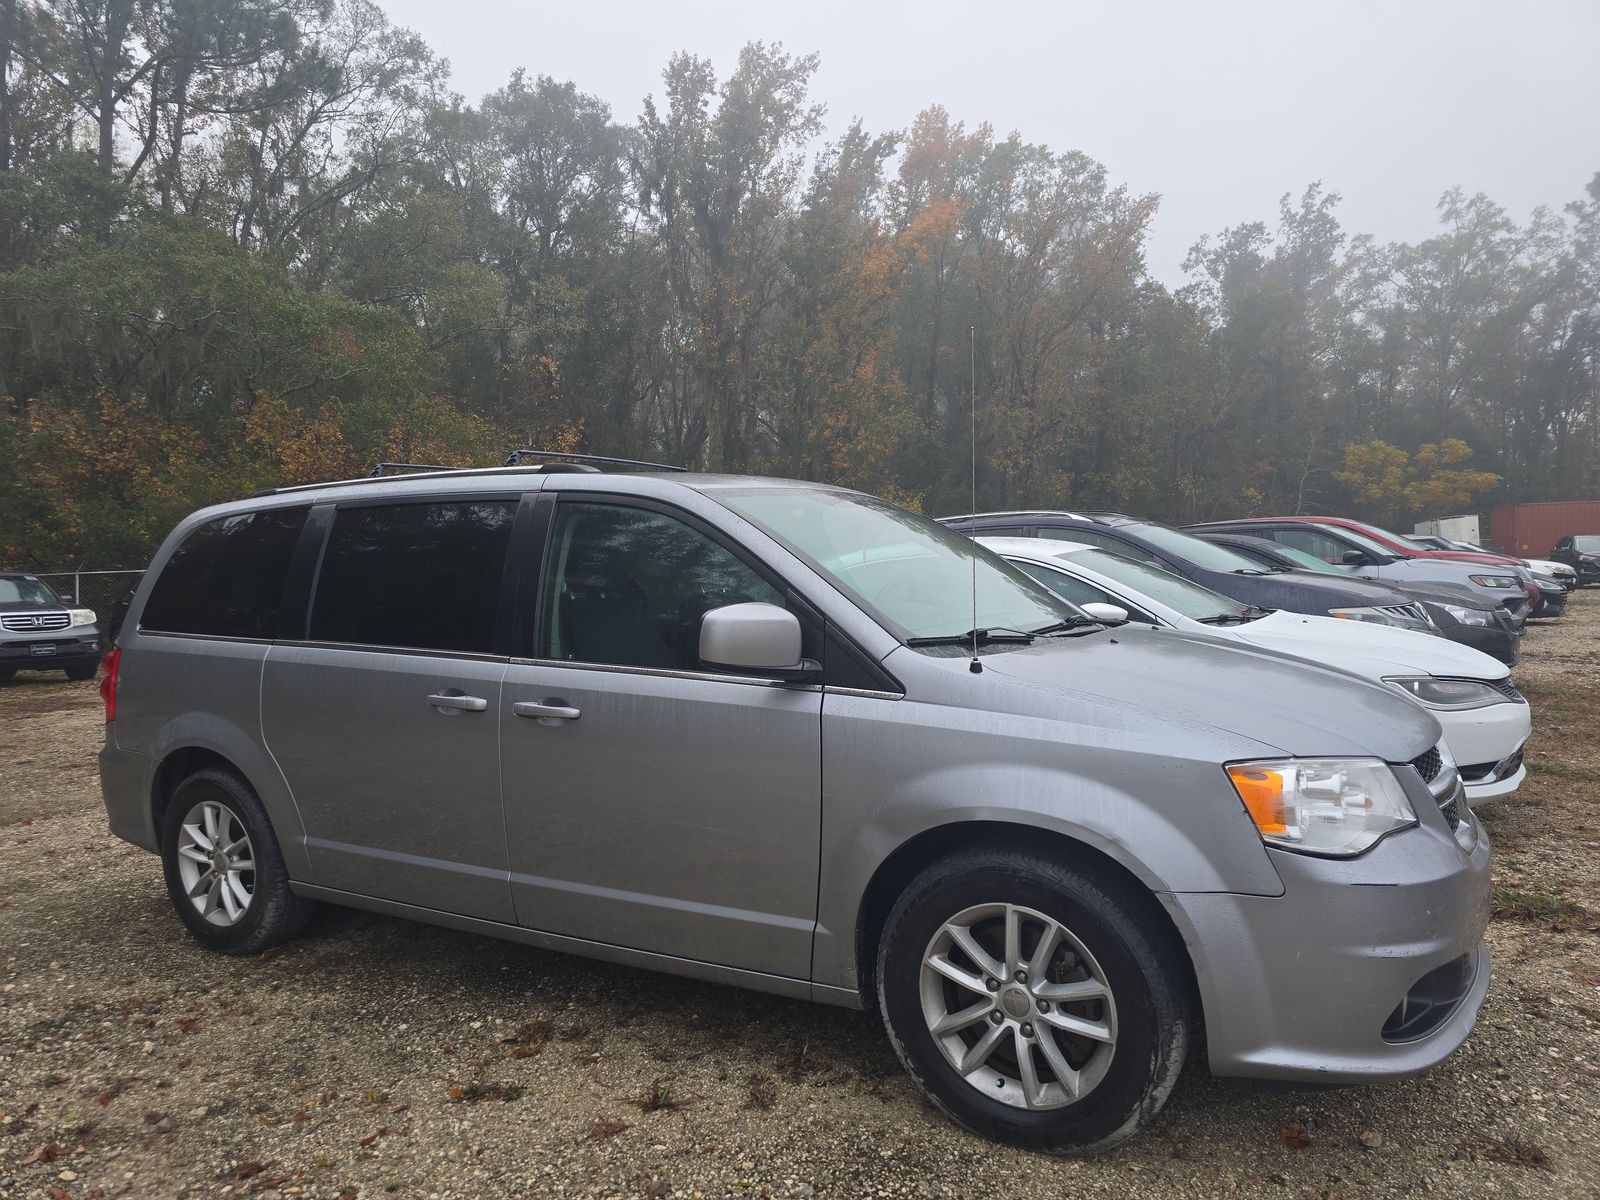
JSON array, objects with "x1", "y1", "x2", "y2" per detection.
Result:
[
  {"x1": 262, "y1": 497, "x2": 519, "y2": 923},
  {"x1": 501, "y1": 497, "x2": 823, "y2": 979}
]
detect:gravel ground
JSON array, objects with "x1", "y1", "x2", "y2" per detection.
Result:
[{"x1": 3, "y1": 600, "x2": 1600, "y2": 1200}]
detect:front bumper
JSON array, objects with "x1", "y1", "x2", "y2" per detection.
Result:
[
  {"x1": 1435, "y1": 702, "x2": 1530, "y2": 804},
  {"x1": 1436, "y1": 620, "x2": 1519, "y2": 665},
  {"x1": 1170, "y1": 788, "x2": 1490, "y2": 1084},
  {"x1": 0, "y1": 631, "x2": 103, "y2": 670}
]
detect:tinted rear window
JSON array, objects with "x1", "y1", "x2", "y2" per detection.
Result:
[
  {"x1": 141, "y1": 507, "x2": 309, "y2": 638},
  {"x1": 309, "y1": 500, "x2": 516, "y2": 653}
]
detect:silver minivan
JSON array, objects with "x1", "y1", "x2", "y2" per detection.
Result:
[{"x1": 98, "y1": 463, "x2": 1491, "y2": 1153}]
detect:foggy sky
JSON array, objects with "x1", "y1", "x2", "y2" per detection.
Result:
[{"x1": 380, "y1": 0, "x2": 1600, "y2": 284}]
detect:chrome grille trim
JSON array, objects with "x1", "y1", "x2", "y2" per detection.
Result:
[{"x1": 0, "y1": 610, "x2": 70, "y2": 633}]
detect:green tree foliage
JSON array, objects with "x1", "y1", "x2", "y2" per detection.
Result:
[{"x1": 0, "y1": 1, "x2": 1596, "y2": 567}]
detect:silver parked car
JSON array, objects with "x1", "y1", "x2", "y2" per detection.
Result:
[{"x1": 98, "y1": 463, "x2": 1491, "y2": 1153}]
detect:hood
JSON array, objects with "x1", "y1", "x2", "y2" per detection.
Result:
[
  {"x1": 1231, "y1": 611, "x2": 1509, "y2": 682},
  {"x1": 1388, "y1": 579, "x2": 1497, "y2": 608},
  {"x1": 965, "y1": 626, "x2": 1441, "y2": 763},
  {"x1": 1408, "y1": 549, "x2": 1522, "y2": 566},
  {"x1": 0, "y1": 600, "x2": 67, "y2": 614}
]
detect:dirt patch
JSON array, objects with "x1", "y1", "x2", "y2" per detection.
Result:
[{"x1": 2, "y1": 597, "x2": 1599, "y2": 1198}]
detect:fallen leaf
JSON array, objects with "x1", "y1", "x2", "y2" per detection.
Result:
[
  {"x1": 585, "y1": 1118, "x2": 629, "y2": 1141},
  {"x1": 1278, "y1": 1122, "x2": 1313, "y2": 1152},
  {"x1": 21, "y1": 1142, "x2": 65, "y2": 1165}
]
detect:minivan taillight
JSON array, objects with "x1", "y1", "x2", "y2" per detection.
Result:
[{"x1": 99, "y1": 647, "x2": 121, "y2": 721}]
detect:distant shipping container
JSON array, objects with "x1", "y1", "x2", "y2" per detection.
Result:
[
  {"x1": 1487, "y1": 501, "x2": 1600, "y2": 557},
  {"x1": 1413, "y1": 515, "x2": 1482, "y2": 544}
]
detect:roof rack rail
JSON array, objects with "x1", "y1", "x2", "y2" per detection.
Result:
[
  {"x1": 368, "y1": 462, "x2": 455, "y2": 478},
  {"x1": 502, "y1": 449, "x2": 686, "y2": 472}
]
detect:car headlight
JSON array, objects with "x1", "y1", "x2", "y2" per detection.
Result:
[
  {"x1": 1440, "y1": 603, "x2": 1494, "y2": 627},
  {"x1": 1328, "y1": 606, "x2": 1398, "y2": 626},
  {"x1": 70, "y1": 608, "x2": 96, "y2": 626},
  {"x1": 1469, "y1": 574, "x2": 1518, "y2": 589},
  {"x1": 1385, "y1": 675, "x2": 1509, "y2": 709},
  {"x1": 1227, "y1": 759, "x2": 1416, "y2": 856}
]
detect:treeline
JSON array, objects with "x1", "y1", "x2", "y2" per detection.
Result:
[{"x1": 1, "y1": 0, "x2": 1596, "y2": 568}]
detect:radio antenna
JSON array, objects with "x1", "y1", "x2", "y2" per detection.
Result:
[{"x1": 969, "y1": 323, "x2": 981, "y2": 674}]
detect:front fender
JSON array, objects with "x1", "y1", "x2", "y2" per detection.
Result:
[{"x1": 811, "y1": 691, "x2": 1284, "y2": 993}]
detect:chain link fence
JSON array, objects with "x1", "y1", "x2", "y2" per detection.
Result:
[{"x1": 33, "y1": 570, "x2": 145, "y2": 619}]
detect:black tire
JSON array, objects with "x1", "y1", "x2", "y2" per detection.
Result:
[
  {"x1": 876, "y1": 847, "x2": 1188, "y2": 1155},
  {"x1": 159, "y1": 767, "x2": 316, "y2": 954},
  {"x1": 64, "y1": 662, "x2": 98, "y2": 681}
]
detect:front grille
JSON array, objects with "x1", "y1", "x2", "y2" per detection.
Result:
[
  {"x1": 1486, "y1": 677, "x2": 1525, "y2": 703},
  {"x1": 1, "y1": 611, "x2": 70, "y2": 633},
  {"x1": 1410, "y1": 747, "x2": 1442, "y2": 785}
]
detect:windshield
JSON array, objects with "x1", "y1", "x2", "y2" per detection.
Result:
[
  {"x1": 1574, "y1": 536, "x2": 1600, "y2": 553},
  {"x1": 0, "y1": 577, "x2": 58, "y2": 605},
  {"x1": 1128, "y1": 523, "x2": 1268, "y2": 572},
  {"x1": 1346, "y1": 519, "x2": 1432, "y2": 552},
  {"x1": 1267, "y1": 543, "x2": 1344, "y2": 574},
  {"x1": 1321, "y1": 523, "x2": 1400, "y2": 559},
  {"x1": 718, "y1": 489, "x2": 1079, "y2": 640},
  {"x1": 1058, "y1": 548, "x2": 1250, "y2": 622}
]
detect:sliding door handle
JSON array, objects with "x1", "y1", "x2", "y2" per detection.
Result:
[
  {"x1": 512, "y1": 701, "x2": 581, "y2": 722},
  {"x1": 427, "y1": 692, "x2": 488, "y2": 713}
]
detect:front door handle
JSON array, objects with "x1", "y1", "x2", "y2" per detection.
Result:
[
  {"x1": 512, "y1": 701, "x2": 582, "y2": 722},
  {"x1": 428, "y1": 692, "x2": 488, "y2": 713}
]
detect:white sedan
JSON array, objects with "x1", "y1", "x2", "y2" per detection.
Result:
[{"x1": 982, "y1": 536, "x2": 1531, "y2": 805}]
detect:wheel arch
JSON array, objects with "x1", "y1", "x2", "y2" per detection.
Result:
[{"x1": 852, "y1": 820, "x2": 1199, "y2": 1021}]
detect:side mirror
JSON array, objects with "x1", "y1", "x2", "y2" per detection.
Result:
[
  {"x1": 1341, "y1": 549, "x2": 1371, "y2": 566},
  {"x1": 1080, "y1": 602, "x2": 1129, "y2": 625},
  {"x1": 699, "y1": 603, "x2": 819, "y2": 679}
]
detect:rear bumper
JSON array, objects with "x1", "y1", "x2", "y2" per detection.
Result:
[
  {"x1": 1171, "y1": 802, "x2": 1490, "y2": 1084},
  {"x1": 99, "y1": 740, "x2": 157, "y2": 852}
]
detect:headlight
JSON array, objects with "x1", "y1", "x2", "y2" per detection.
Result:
[
  {"x1": 70, "y1": 608, "x2": 97, "y2": 626},
  {"x1": 1385, "y1": 675, "x2": 1508, "y2": 709},
  {"x1": 1328, "y1": 606, "x2": 1399, "y2": 626},
  {"x1": 1468, "y1": 574, "x2": 1518, "y2": 589},
  {"x1": 1440, "y1": 603, "x2": 1494, "y2": 627},
  {"x1": 1227, "y1": 759, "x2": 1416, "y2": 856}
]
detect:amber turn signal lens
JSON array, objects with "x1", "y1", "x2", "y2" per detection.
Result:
[{"x1": 1227, "y1": 765, "x2": 1286, "y2": 835}]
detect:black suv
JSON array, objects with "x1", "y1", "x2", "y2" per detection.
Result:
[
  {"x1": 938, "y1": 511, "x2": 1437, "y2": 633},
  {"x1": 0, "y1": 573, "x2": 104, "y2": 681},
  {"x1": 1550, "y1": 535, "x2": 1600, "y2": 585},
  {"x1": 1194, "y1": 532, "x2": 1522, "y2": 665}
]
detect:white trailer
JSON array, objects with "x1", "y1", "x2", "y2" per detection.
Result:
[{"x1": 1413, "y1": 515, "x2": 1482, "y2": 544}]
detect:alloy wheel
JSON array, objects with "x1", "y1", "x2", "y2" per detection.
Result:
[{"x1": 175, "y1": 800, "x2": 256, "y2": 927}]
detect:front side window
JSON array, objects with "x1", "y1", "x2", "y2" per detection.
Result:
[
  {"x1": 310, "y1": 501, "x2": 515, "y2": 654},
  {"x1": 141, "y1": 507, "x2": 308, "y2": 638},
  {"x1": 1266, "y1": 526, "x2": 1359, "y2": 563},
  {"x1": 717, "y1": 488, "x2": 1076, "y2": 641},
  {"x1": 539, "y1": 502, "x2": 782, "y2": 671},
  {"x1": 1574, "y1": 536, "x2": 1600, "y2": 553}
]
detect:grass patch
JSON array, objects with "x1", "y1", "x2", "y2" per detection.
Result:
[
  {"x1": 1491, "y1": 885, "x2": 1584, "y2": 926},
  {"x1": 1480, "y1": 1137, "x2": 1551, "y2": 1169},
  {"x1": 1530, "y1": 760, "x2": 1600, "y2": 785},
  {"x1": 630, "y1": 1077, "x2": 687, "y2": 1114}
]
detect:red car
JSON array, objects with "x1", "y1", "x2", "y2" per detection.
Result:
[{"x1": 1229, "y1": 516, "x2": 1539, "y2": 607}]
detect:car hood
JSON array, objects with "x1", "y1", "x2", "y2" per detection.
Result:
[
  {"x1": 1387, "y1": 579, "x2": 1497, "y2": 608},
  {"x1": 0, "y1": 600, "x2": 66, "y2": 614},
  {"x1": 1227, "y1": 611, "x2": 1509, "y2": 682},
  {"x1": 964, "y1": 626, "x2": 1440, "y2": 762}
]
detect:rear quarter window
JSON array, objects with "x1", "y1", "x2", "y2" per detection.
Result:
[{"x1": 140, "y1": 507, "x2": 310, "y2": 638}]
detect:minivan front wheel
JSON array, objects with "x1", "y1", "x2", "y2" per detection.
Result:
[
  {"x1": 877, "y1": 848, "x2": 1187, "y2": 1154},
  {"x1": 160, "y1": 768, "x2": 315, "y2": 954}
]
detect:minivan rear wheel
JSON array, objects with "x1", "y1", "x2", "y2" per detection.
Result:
[
  {"x1": 876, "y1": 847, "x2": 1187, "y2": 1154},
  {"x1": 159, "y1": 768, "x2": 315, "y2": 954}
]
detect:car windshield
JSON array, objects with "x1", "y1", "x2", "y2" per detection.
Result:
[
  {"x1": 1056, "y1": 548, "x2": 1250, "y2": 622},
  {"x1": 1574, "y1": 536, "x2": 1600, "y2": 552},
  {"x1": 1347, "y1": 520, "x2": 1433, "y2": 552},
  {"x1": 1265, "y1": 544, "x2": 1344, "y2": 574},
  {"x1": 0, "y1": 577, "x2": 58, "y2": 605},
  {"x1": 1125, "y1": 523, "x2": 1267, "y2": 572},
  {"x1": 717, "y1": 489, "x2": 1080, "y2": 640}
]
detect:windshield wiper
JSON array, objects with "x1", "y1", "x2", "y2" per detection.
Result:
[
  {"x1": 906, "y1": 627, "x2": 1036, "y2": 647},
  {"x1": 1027, "y1": 617, "x2": 1104, "y2": 634},
  {"x1": 1198, "y1": 612, "x2": 1253, "y2": 625},
  {"x1": 1230, "y1": 567, "x2": 1271, "y2": 576}
]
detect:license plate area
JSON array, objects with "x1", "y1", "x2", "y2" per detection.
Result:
[{"x1": 30, "y1": 643, "x2": 56, "y2": 657}]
